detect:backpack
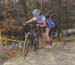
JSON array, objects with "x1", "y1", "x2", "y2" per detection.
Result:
[{"x1": 46, "y1": 19, "x2": 55, "y2": 28}]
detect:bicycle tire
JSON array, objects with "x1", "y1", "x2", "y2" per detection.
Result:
[
  {"x1": 24, "y1": 38, "x2": 30, "y2": 57},
  {"x1": 23, "y1": 33, "x2": 30, "y2": 58}
]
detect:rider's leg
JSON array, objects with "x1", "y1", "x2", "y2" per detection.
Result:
[
  {"x1": 45, "y1": 27, "x2": 52, "y2": 48},
  {"x1": 48, "y1": 28, "x2": 53, "y2": 45},
  {"x1": 39, "y1": 27, "x2": 46, "y2": 47}
]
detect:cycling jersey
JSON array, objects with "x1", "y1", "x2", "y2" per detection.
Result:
[
  {"x1": 32, "y1": 15, "x2": 55, "y2": 28},
  {"x1": 47, "y1": 19, "x2": 55, "y2": 28},
  {"x1": 32, "y1": 15, "x2": 46, "y2": 33},
  {"x1": 32, "y1": 15, "x2": 46, "y2": 25}
]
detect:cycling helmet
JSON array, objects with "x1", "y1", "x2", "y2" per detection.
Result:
[{"x1": 32, "y1": 9, "x2": 41, "y2": 17}]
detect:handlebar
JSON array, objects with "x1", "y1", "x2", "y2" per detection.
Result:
[{"x1": 22, "y1": 22, "x2": 39, "y2": 33}]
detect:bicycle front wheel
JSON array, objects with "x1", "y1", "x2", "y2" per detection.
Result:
[{"x1": 23, "y1": 33, "x2": 30, "y2": 58}]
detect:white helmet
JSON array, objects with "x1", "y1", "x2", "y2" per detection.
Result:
[{"x1": 32, "y1": 9, "x2": 41, "y2": 17}]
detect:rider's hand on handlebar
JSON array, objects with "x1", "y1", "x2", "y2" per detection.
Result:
[{"x1": 23, "y1": 21, "x2": 29, "y2": 26}]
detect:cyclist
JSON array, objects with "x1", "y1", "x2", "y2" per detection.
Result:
[{"x1": 25, "y1": 9, "x2": 52, "y2": 48}]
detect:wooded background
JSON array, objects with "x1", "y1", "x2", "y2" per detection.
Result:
[{"x1": 0, "y1": 0, "x2": 75, "y2": 39}]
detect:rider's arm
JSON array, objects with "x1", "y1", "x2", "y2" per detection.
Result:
[{"x1": 26, "y1": 17, "x2": 36, "y2": 23}]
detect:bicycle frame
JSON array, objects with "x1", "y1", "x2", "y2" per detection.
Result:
[{"x1": 22, "y1": 23, "x2": 39, "y2": 58}]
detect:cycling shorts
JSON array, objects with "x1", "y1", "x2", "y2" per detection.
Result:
[{"x1": 39, "y1": 27, "x2": 47, "y2": 33}]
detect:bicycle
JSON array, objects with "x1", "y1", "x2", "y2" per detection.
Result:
[{"x1": 22, "y1": 23, "x2": 39, "y2": 58}]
